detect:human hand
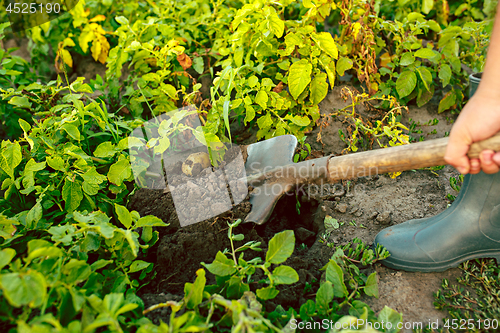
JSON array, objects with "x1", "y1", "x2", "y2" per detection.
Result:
[{"x1": 444, "y1": 92, "x2": 500, "y2": 174}]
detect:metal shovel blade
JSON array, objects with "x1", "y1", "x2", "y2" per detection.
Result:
[{"x1": 244, "y1": 135, "x2": 298, "y2": 224}]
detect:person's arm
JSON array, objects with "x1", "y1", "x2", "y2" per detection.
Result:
[{"x1": 444, "y1": 3, "x2": 500, "y2": 174}]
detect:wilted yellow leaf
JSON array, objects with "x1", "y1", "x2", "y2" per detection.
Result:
[
  {"x1": 91, "y1": 34, "x2": 110, "y2": 64},
  {"x1": 63, "y1": 37, "x2": 75, "y2": 48},
  {"x1": 352, "y1": 22, "x2": 362, "y2": 40},
  {"x1": 89, "y1": 15, "x2": 106, "y2": 22},
  {"x1": 167, "y1": 39, "x2": 179, "y2": 48},
  {"x1": 90, "y1": 22, "x2": 106, "y2": 35},
  {"x1": 389, "y1": 171, "x2": 402, "y2": 179},
  {"x1": 379, "y1": 52, "x2": 392, "y2": 68},
  {"x1": 177, "y1": 53, "x2": 192, "y2": 70},
  {"x1": 79, "y1": 29, "x2": 94, "y2": 53},
  {"x1": 60, "y1": 49, "x2": 73, "y2": 67},
  {"x1": 91, "y1": 40, "x2": 102, "y2": 62}
]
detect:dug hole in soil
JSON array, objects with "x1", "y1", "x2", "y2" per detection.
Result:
[{"x1": 130, "y1": 86, "x2": 463, "y2": 331}]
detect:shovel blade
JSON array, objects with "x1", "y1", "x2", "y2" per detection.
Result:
[
  {"x1": 245, "y1": 135, "x2": 298, "y2": 176},
  {"x1": 244, "y1": 135, "x2": 297, "y2": 224}
]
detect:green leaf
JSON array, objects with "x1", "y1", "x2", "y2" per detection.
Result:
[
  {"x1": 417, "y1": 84, "x2": 435, "y2": 107},
  {"x1": 364, "y1": 272, "x2": 379, "y2": 298},
  {"x1": 202, "y1": 251, "x2": 236, "y2": 276},
  {"x1": 185, "y1": 268, "x2": 206, "y2": 309},
  {"x1": 115, "y1": 204, "x2": 132, "y2": 229},
  {"x1": 268, "y1": 12, "x2": 284, "y2": 38},
  {"x1": 312, "y1": 32, "x2": 338, "y2": 59},
  {"x1": 193, "y1": 57, "x2": 204, "y2": 74},
  {"x1": 310, "y1": 73, "x2": 328, "y2": 104},
  {"x1": 322, "y1": 59, "x2": 336, "y2": 89},
  {"x1": 62, "y1": 178, "x2": 83, "y2": 212},
  {"x1": 223, "y1": 100, "x2": 231, "y2": 141},
  {"x1": 324, "y1": 215, "x2": 339, "y2": 232},
  {"x1": 438, "y1": 91, "x2": 456, "y2": 113},
  {"x1": 63, "y1": 259, "x2": 91, "y2": 284},
  {"x1": 107, "y1": 159, "x2": 132, "y2": 186},
  {"x1": 439, "y1": 64, "x2": 452, "y2": 87},
  {"x1": 27, "y1": 240, "x2": 63, "y2": 261},
  {"x1": 26, "y1": 201, "x2": 43, "y2": 226},
  {"x1": 286, "y1": 115, "x2": 310, "y2": 127},
  {"x1": 81, "y1": 232, "x2": 101, "y2": 252},
  {"x1": 128, "y1": 260, "x2": 152, "y2": 273},
  {"x1": 257, "y1": 113, "x2": 273, "y2": 130},
  {"x1": 427, "y1": 20, "x2": 441, "y2": 32},
  {"x1": 82, "y1": 167, "x2": 107, "y2": 184},
  {"x1": 91, "y1": 259, "x2": 113, "y2": 270},
  {"x1": 396, "y1": 71, "x2": 417, "y2": 98},
  {"x1": 0, "y1": 141, "x2": 22, "y2": 179},
  {"x1": 94, "y1": 142, "x2": 116, "y2": 158},
  {"x1": 0, "y1": 270, "x2": 47, "y2": 308},
  {"x1": 288, "y1": 59, "x2": 312, "y2": 99},
  {"x1": 115, "y1": 16, "x2": 129, "y2": 25},
  {"x1": 154, "y1": 136, "x2": 170, "y2": 155},
  {"x1": 316, "y1": 281, "x2": 334, "y2": 314},
  {"x1": 47, "y1": 156, "x2": 66, "y2": 171},
  {"x1": 122, "y1": 229, "x2": 139, "y2": 257},
  {"x1": 256, "y1": 286, "x2": 279, "y2": 300},
  {"x1": 19, "y1": 118, "x2": 31, "y2": 133},
  {"x1": 83, "y1": 181, "x2": 99, "y2": 195},
  {"x1": 244, "y1": 105, "x2": 255, "y2": 125},
  {"x1": 336, "y1": 57, "x2": 353, "y2": 76},
  {"x1": 266, "y1": 230, "x2": 295, "y2": 264},
  {"x1": 255, "y1": 90, "x2": 268, "y2": 109},
  {"x1": 416, "y1": 66, "x2": 433, "y2": 92},
  {"x1": 400, "y1": 53, "x2": 415, "y2": 66},
  {"x1": 226, "y1": 276, "x2": 250, "y2": 299},
  {"x1": 8, "y1": 96, "x2": 32, "y2": 109},
  {"x1": 61, "y1": 124, "x2": 81, "y2": 141},
  {"x1": 25, "y1": 159, "x2": 45, "y2": 173},
  {"x1": 421, "y1": 0, "x2": 434, "y2": 14},
  {"x1": 136, "y1": 215, "x2": 168, "y2": 228},
  {"x1": 299, "y1": 300, "x2": 316, "y2": 321},
  {"x1": 0, "y1": 248, "x2": 16, "y2": 270},
  {"x1": 325, "y1": 259, "x2": 348, "y2": 297},
  {"x1": 119, "y1": 137, "x2": 144, "y2": 150},
  {"x1": 248, "y1": 75, "x2": 259, "y2": 88},
  {"x1": 72, "y1": 82, "x2": 93, "y2": 93},
  {"x1": 272, "y1": 265, "x2": 299, "y2": 285},
  {"x1": 0, "y1": 271, "x2": 46, "y2": 308},
  {"x1": 163, "y1": 84, "x2": 177, "y2": 99},
  {"x1": 415, "y1": 48, "x2": 436, "y2": 59},
  {"x1": 378, "y1": 306, "x2": 403, "y2": 333},
  {"x1": 48, "y1": 224, "x2": 75, "y2": 245},
  {"x1": 141, "y1": 226, "x2": 153, "y2": 243}
]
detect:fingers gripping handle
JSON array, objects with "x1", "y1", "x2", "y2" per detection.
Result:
[
  {"x1": 326, "y1": 132, "x2": 500, "y2": 182},
  {"x1": 467, "y1": 132, "x2": 500, "y2": 158}
]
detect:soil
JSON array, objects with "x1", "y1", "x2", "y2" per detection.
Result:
[{"x1": 130, "y1": 86, "x2": 465, "y2": 332}]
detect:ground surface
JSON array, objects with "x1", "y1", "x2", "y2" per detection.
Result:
[{"x1": 130, "y1": 86, "x2": 464, "y2": 331}]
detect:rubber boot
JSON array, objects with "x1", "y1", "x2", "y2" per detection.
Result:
[{"x1": 374, "y1": 171, "x2": 500, "y2": 272}]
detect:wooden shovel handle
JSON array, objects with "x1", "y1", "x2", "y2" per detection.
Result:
[{"x1": 326, "y1": 132, "x2": 500, "y2": 182}]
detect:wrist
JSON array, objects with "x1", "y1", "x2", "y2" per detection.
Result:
[{"x1": 471, "y1": 84, "x2": 500, "y2": 102}]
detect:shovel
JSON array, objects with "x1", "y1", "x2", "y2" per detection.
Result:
[{"x1": 243, "y1": 133, "x2": 500, "y2": 224}]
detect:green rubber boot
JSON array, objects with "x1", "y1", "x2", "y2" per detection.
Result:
[{"x1": 374, "y1": 171, "x2": 500, "y2": 272}]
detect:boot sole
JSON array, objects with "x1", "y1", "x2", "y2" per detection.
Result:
[{"x1": 380, "y1": 251, "x2": 500, "y2": 273}]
